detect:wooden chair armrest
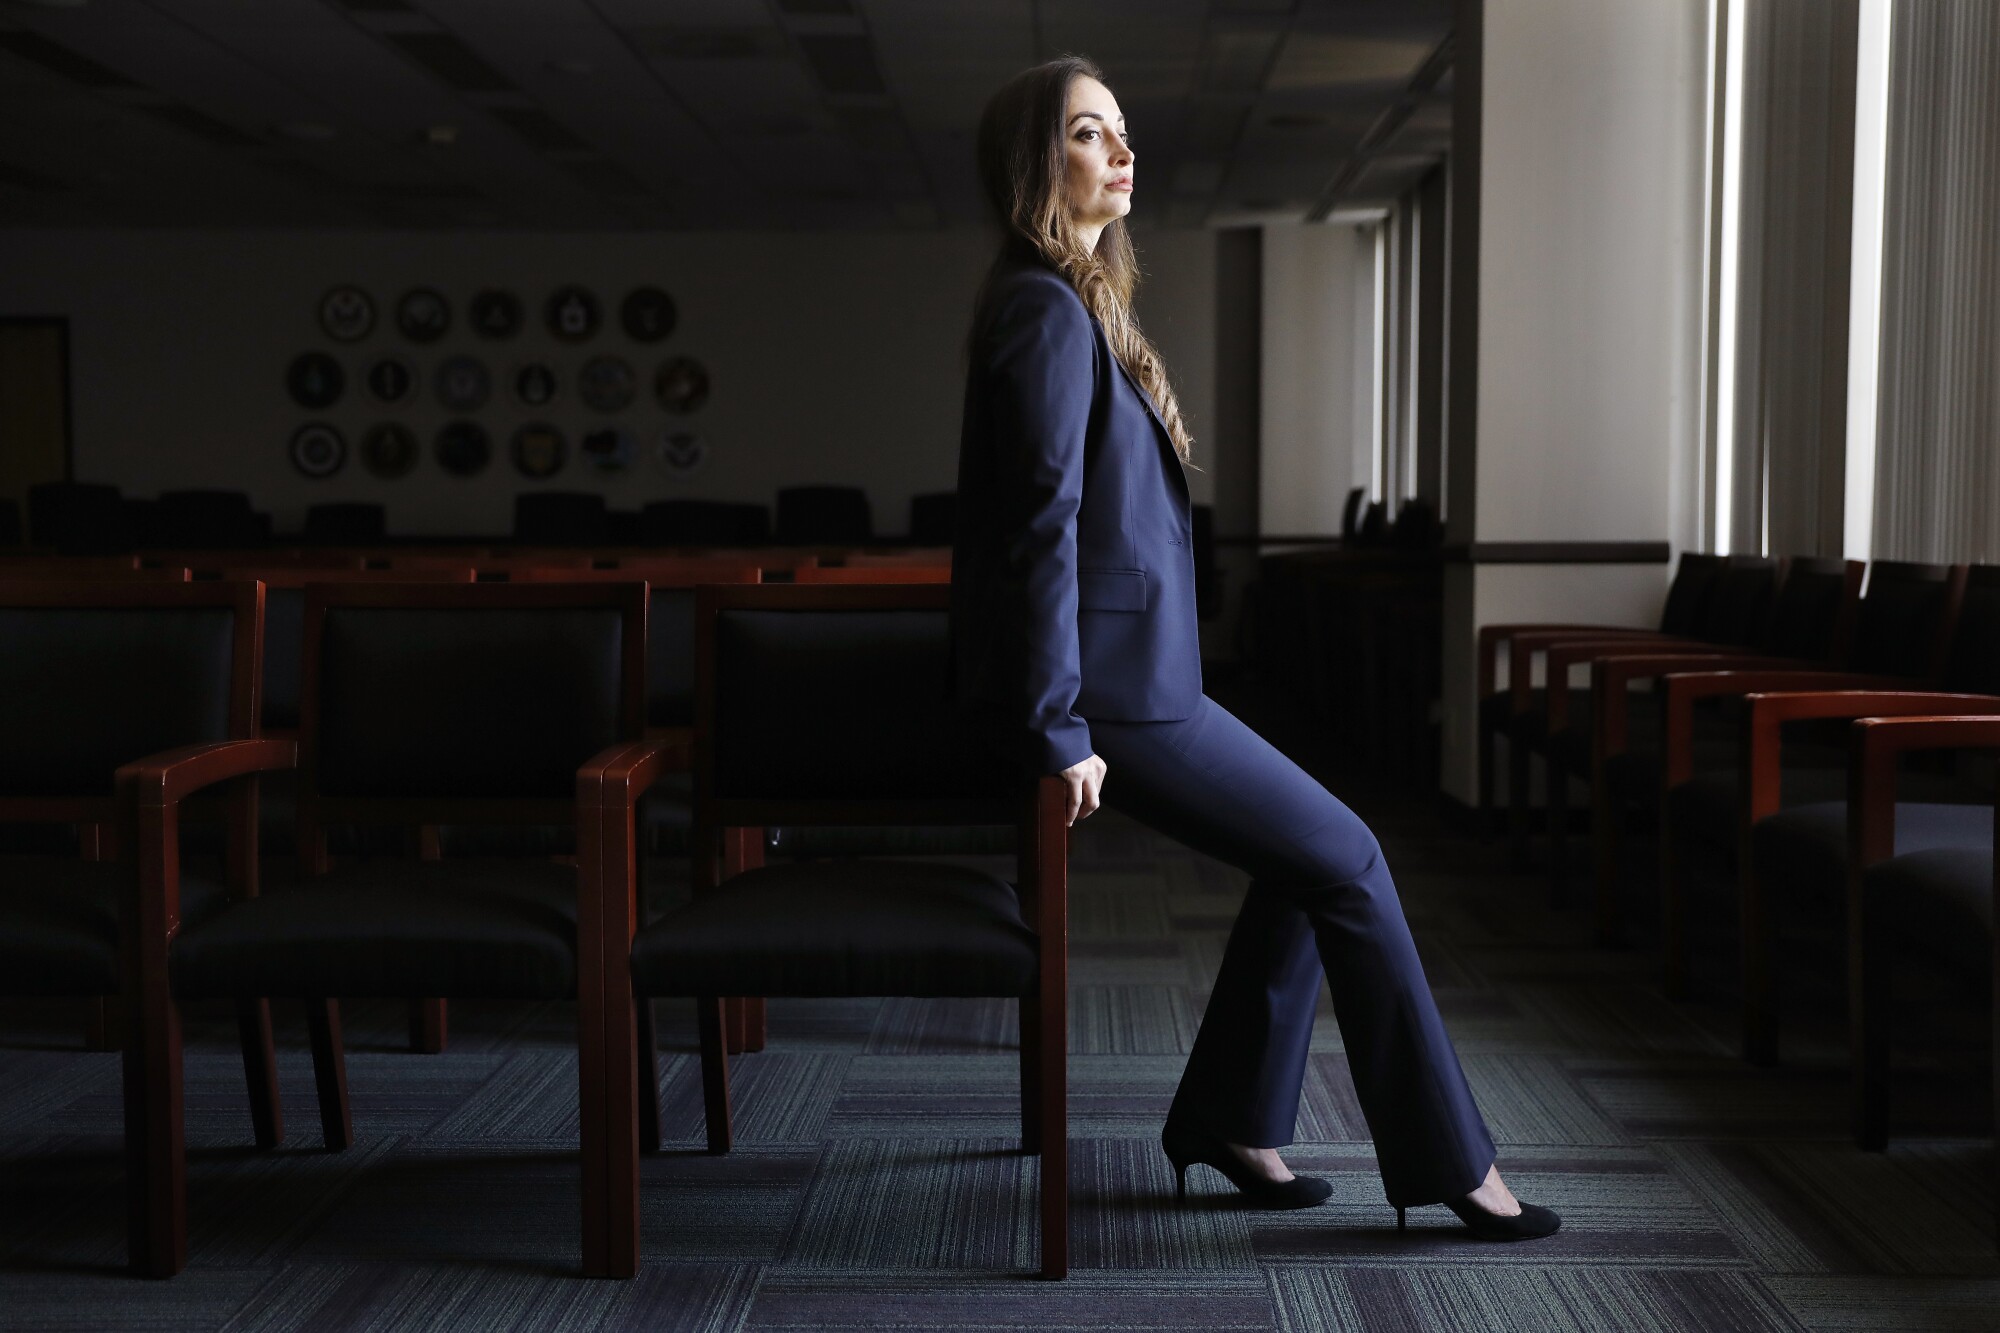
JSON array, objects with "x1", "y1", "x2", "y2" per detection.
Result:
[
  {"x1": 1508, "y1": 627, "x2": 1667, "y2": 714},
  {"x1": 116, "y1": 738, "x2": 298, "y2": 807},
  {"x1": 1543, "y1": 637, "x2": 1714, "y2": 733},
  {"x1": 1850, "y1": 713, "x2": 2000, "y2": 866},
  {"x1": 1743, "y1": 692, "x2": 2000, "y2": 824},
  {"x1": 1478, "y1": 622, "x2": 1657, "y2": 706},
  {"x1": 579, "y1": 737, "x2": 691, "y2": 812},
  {"x1": 1658, "y1": 668, "x2": 1900, "y2": 787},
  {"x1": 1584, "y1": 653, "x2": 1792, "y2": 757}
]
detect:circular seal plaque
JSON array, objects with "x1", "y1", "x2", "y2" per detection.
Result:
[
  {"x1": 318, "y1": 285, "x2": 375, "y2": 342},
  {"x1": 469, "y1": 289, "x2": 524, "y2": 340},
  {"x1": 654, "y1": 355, "x2": 709, "y2": 414},
  {"x1": 512, "y1": 423, "x2": 568, "y2": 479},
  {"x1": 434, "y1": 420, "x2": 492, "y2": 477},
  {"x1": 579, "y1": 426, "x2": 635, "y2": 472},
  {"x1": 511, "y1": 361, "x2": 560, "y2": 408},
  {"x1": 361, "y1": 422, "x2": 420, "y2": 479},
  {"x1": 364, "y1": 355, "x2": 417, "y2": 406},
  {"x1": 656, "y1": 429, "x2": 707, "y2": 476},
  {"x1": 621, "y1": 286, "x2": 677, "y2": 343},
  {"x1": 395, "y1": 287, "x2": 451, "y2": 343},
  {"x1": 434, "y1": 355, "x2": 492, "y2": 413},
  {"x1": 287, "y1": 352, "x2": 344, "y2": 409},
  {"x1": 578, "y1": 355, "x2": 635, "y2": 412},
  {"x1": 545, "y1": 285, "x2": 600, "y2": 343},
  {"x1": 289, "y1": 422, "x2": 347, "y2": 478}
]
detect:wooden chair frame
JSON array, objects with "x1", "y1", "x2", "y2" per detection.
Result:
[{"x1": 584, "y1": 582, "x2": 1072, "y2": 1279}]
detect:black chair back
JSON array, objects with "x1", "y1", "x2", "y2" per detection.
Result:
[
  {"x1": 697, "y1": 584, "x2": 1015, "y2": 813},
  {"x1": 301, "y1": 584, "x2": 644, "y2": 827},
  {"x1": 303, "y1": 502, "x2": 386, "y2": 545},
  {"x1": 1657, "y1": 552, "x2": 1728, "y2": 636},
  {"x1": 1845, "y1": 560, "x2": 1964, "y2": 680},
  {"x1": 774, "y1": 486, "x2": 873, "y2": 545},
  {"x1": 0, "y1": 498, "x2": 20, "y2": 548},
  {"x1": 1761, "y1": 557, "x2": 1860, "y2": 661},
  {"x1": 514, "y1": 492, "x2": 609, "y2": 546},
  {"x1": 1692, "y1": 555, "x2": 1779, "y2": 644},
  {"x1": 0, "y1": 580, "x2": 260, "y2": 806},
  {"x1": 908, "y1": 491, "x2": 958, "y2": 546},
  {"x1": 27, "y1": 482, "x2": 131, "y2": 555},
  {"x1": 642, "y1": 499, "x2": 772, "y2": 546},
  {"x1": 1939, "y1": 563, "x2": 2000, "y2": 695},
  {"x1": 156, "y1": 490, "x2": 268, "y2": 550}
]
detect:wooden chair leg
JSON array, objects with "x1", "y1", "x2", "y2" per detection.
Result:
[
  {"x1": 637, "y1": 996, "x2": 661, "y2": 1154},
  {"x1": 85, "y1": 996, "x2": 122, "y2": 1052},
  {"x1": 723, "y1": 997, "x2": 747, "y2": 1055},
  {"x1": 1036, "y1": 980, "x2": 1067, "y2": 1280},
  {"x1": 1478, "y1": 716, "x2": 1496, "y2": 829},
  {"x1": 1547, "y1": 756, "x2": 1571, "y2": 908},
  {"x1": 695, "y1": 997, "x2": 732, "y2": 1155},
  {"x1": 1741, "y1": 861, "x2": 1778, "y2": 1067},
  {"x1": 1508, "y1": 731, "x2": 1535, "y2": 871},
  {"x1": 306, "y1": 1000, "x2": 353, "y2": 1151},
  {"x1": 1660, "y1": 800, "x2": 1690, "y2": 1000},
  {"x1": 1018, "y1": 993, "x2": 1041, "y2": 1155},
  {"x1": 741, "y1": 996, "x2": 767, "y2": 1053},
  {"x1": 409, "y1": 998, "x2": 447, "y2": 1053},
  {"x1": 123, "y1": 993, "x2": 186, "y2": 1277},
  {"x1": 236, "y1": 998, "x2": 284, "y2": 1149}
]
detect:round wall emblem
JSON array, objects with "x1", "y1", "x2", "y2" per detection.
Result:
[
  {"x1": 434, "y1": 355, "x2": 492, "y2": 412},
  {"x1": 654, "y1": 355, "x2": 710, "y2": 413},
  {"x1": 621, "y1": 286, "x2": 677, "y2": 342},
  {"x1": 656, "y1": 429, "x2": 707, "y2": 476},
  {"x1": 435, "y1": 420, "x2": 492, "y2": 477},
  {"x1": 579, "y1": 426, "x2": 635, "y2": 472},
  {"x1": 290, "y1": 422, "x2": 347, "y2": 478},
  {"x1": 469, "y1": 289, "x2": 523, "y2": 340},
  {"x1": 287, "y1": 352, "x2": 344, "y2": 408},
  {"x1": 512, "y1": 361, "x2": 560, "y2": 408},
  {"x1": 578, "y1": 355, "x2": 635, "y2": 412},
  {"x1": 361, "y1": 422, "x2": 420, "y2": 479},
  {"x1": 512, "y1": 423, "x2": 568, "y2": 479},
  {"x1": 545, "y1": 285, "x2": 600, "y2": 342},
  {"x1": 364, "y1": 355, "x2": 417, "y2": 406},
  {"x1": 395, "y1": 287, "x2": 451, "y2": 342},
  {"x1": 318, "y1": 285, "x2": 375, "y2": 342}
]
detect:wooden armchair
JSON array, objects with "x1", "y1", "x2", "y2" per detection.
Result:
[
  {"x1": 0, "y1": 579, "x2": 285, "y2": 1276},
  {"x1": 586, "y1": 583, "x2": 1072, "y2": 1278}
]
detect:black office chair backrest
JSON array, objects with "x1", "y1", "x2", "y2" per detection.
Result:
[
  {"x1": 303, "y1": 502, "x2": 387, "y2": 545},
  {"x1": 642, "y1": 499, "x2": 772, "y2": 546},
  {"x1": 304, "y1": 583, "x2": 642, "y2": 804},
  {"x1": 1941, "y1": 564, "x2": 2000, "y2": 695},
  {"x1": 27, "y1": 482, "x2": 131, "y2": 555},
  {"x1": 514, "y1": 491, "x2": 610, "y2": 547},
  {"x1": 0, "y1": 498, "x2": 20, "y2": 548},
  {"x1": 0, "y1": 581, "x2": 258, "y2": 800},
  {"x1": 775, "y1": 486, "x2": 873, "y2": 546},
  {"x1": 1761, "y1": 557, "x2": 1857, "y2": 661},
  {"x1": 1845, "y1": 560, "x2": 1962, "y2": 680},
  {"x1": 1657, "y1": 552, "x2": 1728, "y2": 637},
  {"x1": 1692, "y1": 555, "x2": 1780, "y2": 645},
  {"x1": 909, "y1": 491, "x2": 958, "y2": 547},
  {"x1": 699, "y1": 584, "x2": 1014, "y2": 807}
]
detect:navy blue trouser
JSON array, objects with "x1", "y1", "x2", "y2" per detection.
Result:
[{"x1": 1086, "y1": 694, "x2": 1496, "y2": 1206}]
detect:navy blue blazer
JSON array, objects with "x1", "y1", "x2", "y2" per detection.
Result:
[{"x1": 949, "y1": 253, "x2": 1202, "y2": 777}]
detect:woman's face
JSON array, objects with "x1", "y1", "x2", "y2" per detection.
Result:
[{"x1": 1063, "y1": 75, "x2": 1133, "y2": 238}]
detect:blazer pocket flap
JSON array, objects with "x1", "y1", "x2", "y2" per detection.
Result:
[{"x1": 1076, "y1": 567, "x2": 1147, "y2": 612}]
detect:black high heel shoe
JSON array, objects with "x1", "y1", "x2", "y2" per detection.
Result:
[
  {"x1": 1394, "y1": 1194, "x2": 1562, "y2": 1241},
  {"x1": 1160, "y1": 1121, "x2": 1333, "y2": 1209}
]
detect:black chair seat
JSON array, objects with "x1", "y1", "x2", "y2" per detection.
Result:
[
  {"x1": 766, "y1": 825, "x2": 1017, "y2": 858},
  {"x1": 174, "y1": 857, "x2": 577, "y2": 999},
  {"x1": 631, "y1": 859, "x2": 1036, "y2": 998},
  {"x1": 1752, "y1": 800, "x2": 1991, "y2": 917},
  {"x1": 0, "y1": 857, "x2": 226, "y2": 994},
  {"x1": 1867, "y1": 846, "x2": 1995, "y2": 972}
]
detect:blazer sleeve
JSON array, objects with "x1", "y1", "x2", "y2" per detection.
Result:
[{"x1": 986, "y1": 277, "x2": 1095, "y2": 777}]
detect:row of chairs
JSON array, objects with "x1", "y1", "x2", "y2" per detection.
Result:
[
  {"x1": 12, "y1": 484, "x2": 967, "y2": 553},
  {"x1": 0, "y1": 568, "x2": 1073, "y2": 1281},
  {"x1": 1477, "y1": 553, "x2": 1998, "y2": 1211}
]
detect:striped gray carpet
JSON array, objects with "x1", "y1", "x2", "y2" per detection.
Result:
[{"x1": 2, "y1": 692, "x2": 1995, "y2": 1330}]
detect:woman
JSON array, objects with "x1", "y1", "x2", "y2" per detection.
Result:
[{"x1": 949, "y1": 56, "x2": 1558, "y2": 1242}]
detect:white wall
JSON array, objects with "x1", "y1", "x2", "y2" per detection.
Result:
[
  {"x1": 0, "y1": 227, "x2": 1217, "y2": 536},
  {"x1": 1439, "y1": 0, "x2": 1710, "y2": 801},
  {"x1": 1258, "y1": 222, "x2": 1376, "y2": 535}
]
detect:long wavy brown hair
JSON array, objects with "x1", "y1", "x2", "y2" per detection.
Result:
[{"x1": 972, "y1": 55, "x2": 1196, "y2": 467}]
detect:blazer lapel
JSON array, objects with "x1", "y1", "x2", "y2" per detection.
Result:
[{"x1": 1097, "y1": 321, "x2": 1190, "y2": 502}]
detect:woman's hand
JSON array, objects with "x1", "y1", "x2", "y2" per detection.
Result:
[{"x1": 1059, "y1": 753, "x2": 1106, "y2": 826}]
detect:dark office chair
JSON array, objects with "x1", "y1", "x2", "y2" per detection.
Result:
[
  {"x1": 514, "y1": 491, "x2": 610, "y2": 547},
  {"x1": 908, "y1": 491, "x2": 958, "y2": 546},
  {"x1": 149, "y1": 581, "x2": 647, "y2": 1277},
  {"x1": 774, "y1": 485, "x2": 872, "y2": 545},
  {"x1": 155, "y1": 490, "x2": 270, "y2": 550},
  {"x1": 640, "y1": 499, "x2": 772, "y2": 546},
  {"x1": 302, "y1": 502, "x2": 387, "y2": 545},
  {"x1": 0, "y1": 578, "x2": 284, "y2": 1276},
  {"x1": 589, "y1": 582, "x2": 1073, "y2": 1278},
  {"x1": 0, "y1": 497, "x2": 21, "y2": 547},
  {"x1": 27, "y1": 481, "x2": 132, "y2": 554}
]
